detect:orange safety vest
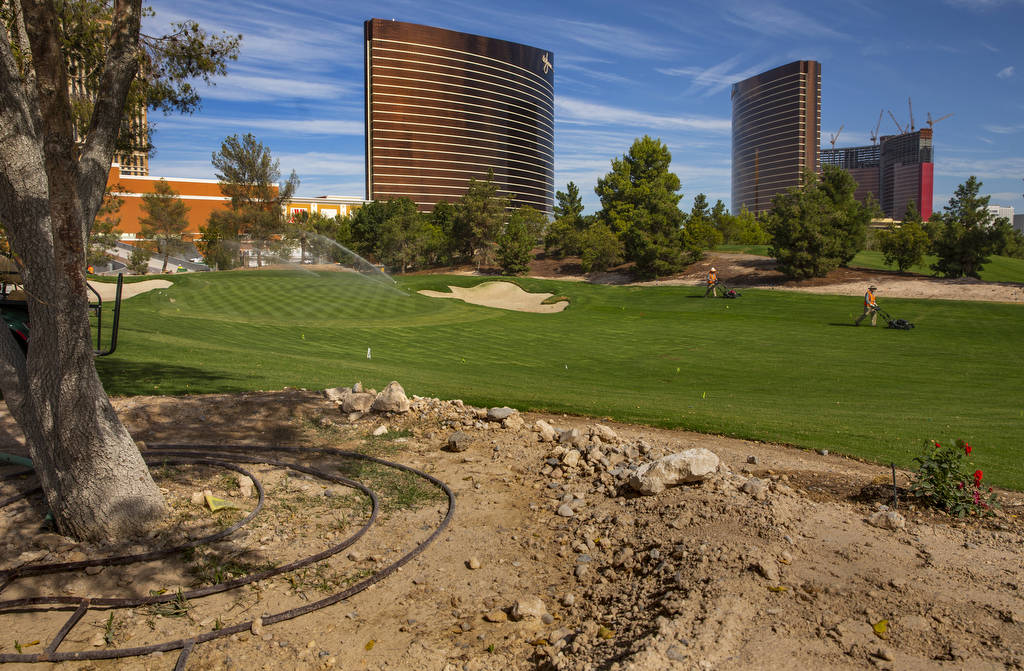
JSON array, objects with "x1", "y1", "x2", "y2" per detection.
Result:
[
  {"x1": 864, "y1": 290, "x2": 876, "y2": 307},
  {"x1": 707, "y1": 271, "x2": 717, "y2": 285}
]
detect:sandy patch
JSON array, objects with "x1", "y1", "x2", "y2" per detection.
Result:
[
  {"x1": 91, "y1": 279, "x2": 172, "y2": 301},
  {"x1": 418, "y1": 281, "x2": 568, "y2": 313}
]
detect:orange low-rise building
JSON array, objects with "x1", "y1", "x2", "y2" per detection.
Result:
[{"x1": 106, "y1": 164, "x2": 364, "y2": 239}]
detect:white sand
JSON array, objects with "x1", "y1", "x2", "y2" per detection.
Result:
[
  {"x1": 418, "y1": 281, "x2": 569, "y2": 313},
  {"x1": 91, "y1": 279, "x2": 172, "y2": 301}
]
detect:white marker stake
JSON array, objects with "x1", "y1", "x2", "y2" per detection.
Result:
[{"x1": 367, "y1": 347, "x2": 372, "y2": 359}]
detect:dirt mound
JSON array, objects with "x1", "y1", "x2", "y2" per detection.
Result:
[{"x1": 1, "y1": 391, "x2": 1021, "y2": 670}]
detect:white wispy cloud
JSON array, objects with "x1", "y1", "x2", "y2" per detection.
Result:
[
  {"x1": 945, "y1": 0, "x2": 1024, "y2": 9},
  {"x1": 983, "y1": 122, "x2": 1024, "y2": 134},
  {"x1": 721, "y1": 2, "x2": 849, "y2": 40},
  {"x1": 556, "y1": 97, "x2": 731, "y2": 133},
  {"x1": 657, "y1": 56, "x2": 778, "y2": 97},
  {"x1": 199, "y1": 75, "x2": 347, "y2": 102},
  {"x1": 981, "y1": 41, "x2": 1000, "y2": 52},
  {"x1": 996, "y1": 65, "x2": 1015, "y2": 78},
  {"x1": 557, "y1": 62, "x2": 633, "y2": 85},
  {"x1": 276, "y1": 152, "x2": 365, "y2": 176},
  {"x1": 548, "y1": 18, "x2": 678, "y2": 60},
  {"x1": 157, "y1": 116, "x2": 365, "y2": 135},
  {"x1": 934, "y1": 156, "x2": 1024, "y2": 179}
]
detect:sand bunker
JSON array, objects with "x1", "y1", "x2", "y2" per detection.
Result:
[
  {"x1": 91, "y1": 279, "x2": 172, "y2": 301},
  {"x1": 418, "y1": 281, "x2": 568, "y2": 313}
]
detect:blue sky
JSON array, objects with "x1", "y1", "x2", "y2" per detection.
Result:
[{"x1": 145, "y1": 0, "x2": 1024, "y2": 216}]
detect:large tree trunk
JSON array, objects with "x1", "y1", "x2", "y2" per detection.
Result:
[{"x1": 0, "y1": 0, "x2": 166, "y2": 541}]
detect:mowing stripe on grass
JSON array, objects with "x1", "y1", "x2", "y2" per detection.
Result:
[{"x1": 96, "y1": 270, "x2": 1024, "y2": 489}]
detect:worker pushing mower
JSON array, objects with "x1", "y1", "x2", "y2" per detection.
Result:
[
  {"x1": 704, "y1": 267, "x2": 719, "y2": 297},
  {"x1": 854, "y1": 285, "x2": 913, "y2": 329},
  {"x1": 703, "y1": 267, "x2": 741, "y2": 299}
]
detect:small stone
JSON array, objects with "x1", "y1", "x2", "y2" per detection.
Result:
[
  {"x1": 741, "y1": 477, "x2": 769, "y2": 500},
  {"x1": 511, "y1": 596, "x2": 547, "y2": 621},
  {"x1": 666, "y1": 645, "x2": 688, "y2": 662},
  {"x1": 746, "y1": 455, "x2": 759, "y2": 465},
  {"x1": 486, "y1": 407, "x2": 516, "y2": 421},
  {"x1": 467, "y1": 557, "x2": 482, "y2": 570},
  {"x1": 483, "y1": 610, "x2": 508, "y2": 623},
  {"x1": 85, "y1": 565, "x2": 104, "y2": 576},
  {"x1": 190, "y1": 491, "x2": 205, "y2": 505},
  {"x1": 561, "y1": 594, "x2": 576, "y2": 607},
  {"x1": 250, "y1": 618, "x2": 264, "y2": 636},
  {"x1": 868, "y1": 510, "x2": 906, "y2": 530},
  {"x1": 90, "y1": 632, "x2": 106, "y2": 647},
  {"x1": 557, "y1": 504, "x2": 575, "y2": 518},
  {"x1": 541, "y1": 613, "x2": 554, "y2": 625},
  {"x1": 237, "y1": 475, "x2": 254, "y2": 498},
  {"x1": 755, "y1": 559, "x2": 780, "y2": 582},
  {"x1": 816, "y1": 449, "x2": 829, "y2": 456},
  {"x1": 876, "y1": 647, "x2": 894, "y2": 661},
  {"x1": 446, "y1": 431, "x2": 471, "y2": 452},
  {"x1": 372, "y1": 424, "x2": 388, "y2": 436}
]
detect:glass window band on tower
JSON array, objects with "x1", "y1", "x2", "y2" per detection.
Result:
[{"x1": 364, "y1": 19, "x2": 554, "y2": 213}]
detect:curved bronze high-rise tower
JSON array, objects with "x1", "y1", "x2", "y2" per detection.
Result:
[
  {"x1": 364, "y1": 19, "x2": 554, "y2": 213},
  {"x1": 731, "y1": 60, "x2": 820, "y2": 215}
]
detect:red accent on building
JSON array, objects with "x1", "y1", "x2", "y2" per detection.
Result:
[{"x1": 919, "y1": 162, "x2": 933, "y2": 220}]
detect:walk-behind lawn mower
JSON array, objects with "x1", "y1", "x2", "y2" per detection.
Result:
[
  {"x1": 0, "y1": 257, "x2": 123, "y2": 355},
  {"x1": 876, "y1": 306, "x2": 914, "y2": 330},
  {"x1": 718, "y1": 282, "x2": 742, "y2": 299}
]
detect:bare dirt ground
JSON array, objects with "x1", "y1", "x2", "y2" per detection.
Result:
[
  {"x1": 521, "y1": 251, "x2": 1024, "y2": 304},
  {"x1": 2, "y1": 256, "x2": 1023, "y2": 670},
  {"x1": 1, "y1": 389, "x2": 1022, "y2": 671}
]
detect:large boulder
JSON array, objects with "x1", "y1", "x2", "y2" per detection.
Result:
[
  {"x1": 629, "y1": 448, "x2": 720, "y2": 495},
  {"x1": 371, "y1": 381, "x2": 410, "y2": 413},
  {"x1": 342, "y1": 392, "x2": 375, "y2": 414}
]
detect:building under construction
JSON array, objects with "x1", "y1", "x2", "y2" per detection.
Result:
[{"x1": 820, "y1": 128, "x2": 933, "y2": 220}]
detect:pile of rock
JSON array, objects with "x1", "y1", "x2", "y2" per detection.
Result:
[
  {"x1": 324, "y1": 381, "x2": 410, "y2": 419},
  {"x1": 533, "y1": 419, "x2": 724, "y2": 499}
]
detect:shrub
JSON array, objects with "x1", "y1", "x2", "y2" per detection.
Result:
[
  {"x1": 496, "y1": 218, "x2": 534, "y2": 275},
  {"x1": 580, "y1": 223, "x2": 624, "y2": 273},
  {"x1": 910, "y1": 439, "x2": 998, "y2": 516}
]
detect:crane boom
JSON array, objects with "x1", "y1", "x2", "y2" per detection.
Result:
[{"x1": 887, "y1": 110, "x2": 905, "y2": 134}]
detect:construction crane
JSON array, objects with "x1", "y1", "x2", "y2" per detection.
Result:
[
  {"x1": 870, "y1": 109, "x2": 883, "y2": 145},
  {"x1": 887, "y1": 109, "x2": 905, "y2": 134},
  {"x1": 908, "y1": 97, "x2": 915, "y2": 132},
  {"x1": 829, "y1": 124, "x2": 844, "y2": 149},
  {"x1": 926, "y1": 111, "x2": 953, "y2": 129}
]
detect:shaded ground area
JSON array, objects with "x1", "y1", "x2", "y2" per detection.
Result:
[{"x1": 1, "y1": 390, "x2": 1022, "y2": 670}]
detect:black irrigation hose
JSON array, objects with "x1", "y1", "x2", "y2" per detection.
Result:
[{"x1": 0, "y1": 443, "x2": 456, "y2": 668}]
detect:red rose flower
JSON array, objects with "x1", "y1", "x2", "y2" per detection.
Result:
[
  {"x1": 965, "y1": 444, "x2": 972, "y2": 455},
  {"x1": 974, "y1": 469, "x2": 983, "y2": 485}
]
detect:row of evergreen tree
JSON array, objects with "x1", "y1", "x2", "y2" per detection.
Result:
[{"x1": 97, "y1": 133, "x2": 1023, "y2": 280}]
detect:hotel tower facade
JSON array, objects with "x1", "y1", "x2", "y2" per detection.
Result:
[
  {"x1": 364, "y1": 19, "x2": 554, "y2": 213},
  {"x1": 731, "y1": 60, "x2": 821, "y2": 215}
]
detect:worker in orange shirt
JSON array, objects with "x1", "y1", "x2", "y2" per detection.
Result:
[
  {"x1": 704, "y1": 267, "x2": 719, "y2": 298},
  {"x1": 854, "y1": 285, "x2": 878, "y2": 326}
]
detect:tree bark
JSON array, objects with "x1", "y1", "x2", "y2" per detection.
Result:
[{"x1": 0, "y1": 0, "x2": 165, "y2": 541}]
